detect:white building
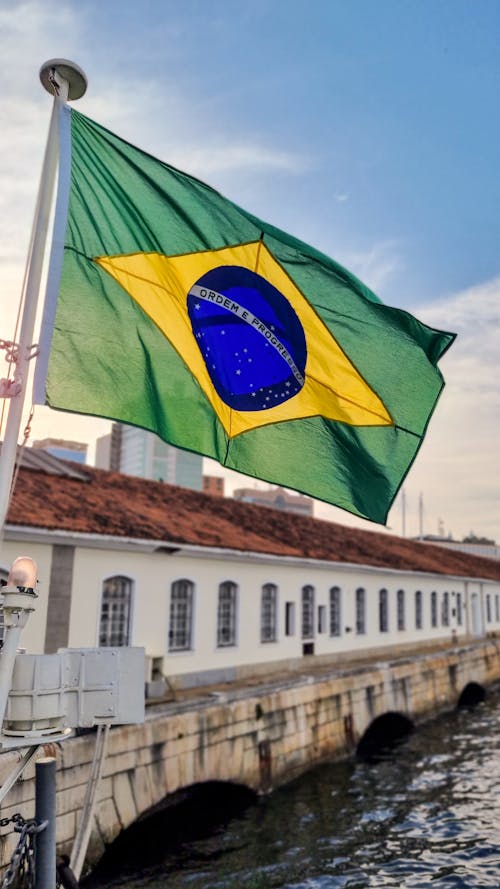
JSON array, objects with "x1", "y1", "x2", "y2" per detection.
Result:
[
  {"x1": 2, "y1": 453, "x2": 500, "y2": 690},
  {"x1": 420, "y1": 535, "x2": 500, "y2": 561}
]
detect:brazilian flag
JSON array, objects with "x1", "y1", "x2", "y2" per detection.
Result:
[{"x1": 35, "y1": 106, "x2": 454, "y2": 524}]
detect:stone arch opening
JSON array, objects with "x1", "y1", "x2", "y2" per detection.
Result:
[
  {"x1": 356, "y1": 711, "x2": 414, "y2": 761},
  {"x1": 86, "y1": 780, "x2": 257, "y2": 884},
  {"x1": 457, "y1": 681, "x2": 486, "y2": 708}
]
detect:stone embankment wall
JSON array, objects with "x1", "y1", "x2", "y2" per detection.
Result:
[{"x1": 1, "y1": 639, "x2": 499, "y2": 869}]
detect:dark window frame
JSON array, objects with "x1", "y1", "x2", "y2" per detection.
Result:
[
  {"x1": 99, "y1": 575, "x2": 133, "y2": 647},
  {"x1": 329, "y1": 586, "x2": 342, "y2": 636},
  {"x1": 379, "y1": 588, "x2": 389, "y2": 633},
  {"x1": 397, "y1": 589, "x2": 405, "y2": 631},
  {"x1": 415, "y1": 590, "x2": 423, "y2": 630},
  {"x1": 168, "y1": 578, "x2": 194, "y2": 651},
  {"x1": 356, "y1": 588, "x2": 366, "y2": 635},
  {"x1": 217, "y1": 581, "x2": 238, "y2": 647},
  {"x1": 261, "y1": 583, "x2": 278, "y2": 643},
  {"x1": 301, "y1": 585, "x2": 315, "y2": 640}
]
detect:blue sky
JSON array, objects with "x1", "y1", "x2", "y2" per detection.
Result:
[
  {"x1": 79, "y1": 0, "x2": 500, "y2": 308},
  {"x1": 1, "y1": 0, "x2": 499, "y2": 541}
]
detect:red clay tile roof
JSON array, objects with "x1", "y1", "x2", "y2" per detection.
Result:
[{"x1": 7, "y1": 462, "x2": 500, "y2": 581}]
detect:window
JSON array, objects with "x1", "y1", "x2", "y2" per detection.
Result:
[
  {"x1": 301, "y1": 586, "x2": 315, "y2": 640},
  {"x1": 99, "y1": 576, "x2": 132, "y2": 646},
  {"x1": 496, "y1": 595, "x2": 500, "y2": 623},
  {"x1": 318, "y1": 605, "x2": 327, "y2": 634},
  {"x1": 217, "y1": 581, "x2": 237, "y2": 647},
  {"x1": 329, "y1": 587, "x2": 342, "y2": 636},
  {"x1": 261, "y1": 583, "x2": 278, "y2": 643},
  {"x1": 441, "y1": 592, "x2": 450, "y2": 627},
  {"x1": 356, "y1": 588, "x2": 366, "y2": 635},
  {"x1": 456, "y1": 592, "x2": 463, "y2": 626},
  {"x1": 431, "y1": 591, "x2": 438, "y2": 628},
  {"x1": 379, "y1": 589, "x2": 389, "y2": 632},
  {"x1": 486, "y1": 594, "x2": 492, "y2": 623},
  {"x1": 397, "y1": 589, "x2": 405, "y2": 631},
  {"x1": 415, "y1": 590, "x2": 423, "y2": 629},
  {"x1": 0, "y1": 568, "x2": 7, "y2": 645},
  {"x1": 285, "y1": 602, "x2": 296, "y2": 636},
  {"x1": 168, "y1": 579, "x2": 194, "y2": 651}
]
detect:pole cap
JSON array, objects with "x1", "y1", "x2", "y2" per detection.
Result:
[{"x1": 39, "y1": 59, "x2": 88, "y2": 101}]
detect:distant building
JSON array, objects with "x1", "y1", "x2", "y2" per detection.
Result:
[
  {"x1": 419, "y1": 535, "x2": 500, "y2": 561},
  {"x1": 94, "y1": 424, "x2": 122, "y2": 472},
  {"x1": 203, "y1": 475, "x2": 225, "y2": 497},
  {"x1": 32, "y1": 438, "x2": 87, "y2": 464},
  {"x1": 233, "y1": 486, "x2": 313, "y2": 516},
  {"x1": 95, "y1": 423, "x2": 203, "y2": 491}
]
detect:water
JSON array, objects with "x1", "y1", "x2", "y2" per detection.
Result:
[{"x1": 92, "y1": 690, "x2": 500, "y2": 888}]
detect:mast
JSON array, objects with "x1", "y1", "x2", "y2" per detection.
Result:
[{"x1": 0, "y1": 60, "x2": 87, "y2": 537}]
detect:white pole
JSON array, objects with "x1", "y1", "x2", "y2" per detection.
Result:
[
  {"x1": 70, "y1": 723, "x2": 110, "y2": 879},
  {"x1": 0, "y1": 61, "x2": 87, "y2": 538}
]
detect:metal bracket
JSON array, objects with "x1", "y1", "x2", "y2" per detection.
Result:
[
  {"x1": 0, "y1": 745, "x2": 40, "y2": 805},
  {"x1": 0, "y1": 380, "x2": 22, "y2": 398}
]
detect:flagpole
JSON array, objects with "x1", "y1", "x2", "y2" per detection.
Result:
[{"x1": 0, "y1": 60, "x2": 87, "y2": 539}]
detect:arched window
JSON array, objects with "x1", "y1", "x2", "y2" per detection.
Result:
[
  {"x1": 415, "y1": 590, "x2": 423, "y2": 629},
  {"x1": 0, "y1": 568, "x2": 7, "y2": 645},
  {"x1": 168, "y1": 579, "x2": 194, "y2": 651},
  {"x1": 356, "y1": 588, "x2": 366, "y2": 634},
  {"x1": 329, "y1": 587, "x2": 342, "y2": 636},
  {"x1": 379, "y1": 589, "x2": 389, "y2": 632},
  {"x1": 397, "y1": 589, "x2": 405, "y2": 631},
  {"x1": 301, "y1": 585, "x2": 315, "y2": 639},
  {"x1": 261, "y1": 583, "x2": 278, "y2": 643},
  {"x1": 431, "y1": 591, "x2": 438, "y2": 628},
  {"x1": 441, "y1": 591, "x2": 450, "y2": 627},
  {"x1": 217, "y1": 581, "x2": 237, "y2": 647},
  {"x1": 99, "y1": 576, "x2": 132, "y2": 646}
]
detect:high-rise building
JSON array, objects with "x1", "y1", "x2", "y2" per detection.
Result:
[
  {"x1": 95, "y1": 424, "x2": 203, "y2": 491},
  {"x1": 94, "y1": 423, "x2": 122, "y2": 472}
]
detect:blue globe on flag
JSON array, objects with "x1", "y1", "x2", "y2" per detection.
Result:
[{"x1": 187, "y1": 265, "x2": 307, "y2": 412}]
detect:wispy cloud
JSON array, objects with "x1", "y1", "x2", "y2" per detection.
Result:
[
  {"x1": 339, "y1": 240, "x2": 404, "y2": 293},
  {"x1": 168, "y1": 144, "x2": 304, "y2": 177},
  {"x1": 84, "y1": 83, "x2": 306, "y2": 180},
  {"x1": 418, "y1": 277, "x2": 500, "y2": 404},
  {"x1": 0, "y1": 1, "x2": 305, "y2": 329},
  {"x1": 0, "y1": 2, "x2": 85, "y2": 332},
  {"x1": 392, "y1": 277, "x2": 500, "y2": 540},
  {"x1": 315, "y1": 275, "x2": 500, "y2": 542}
]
